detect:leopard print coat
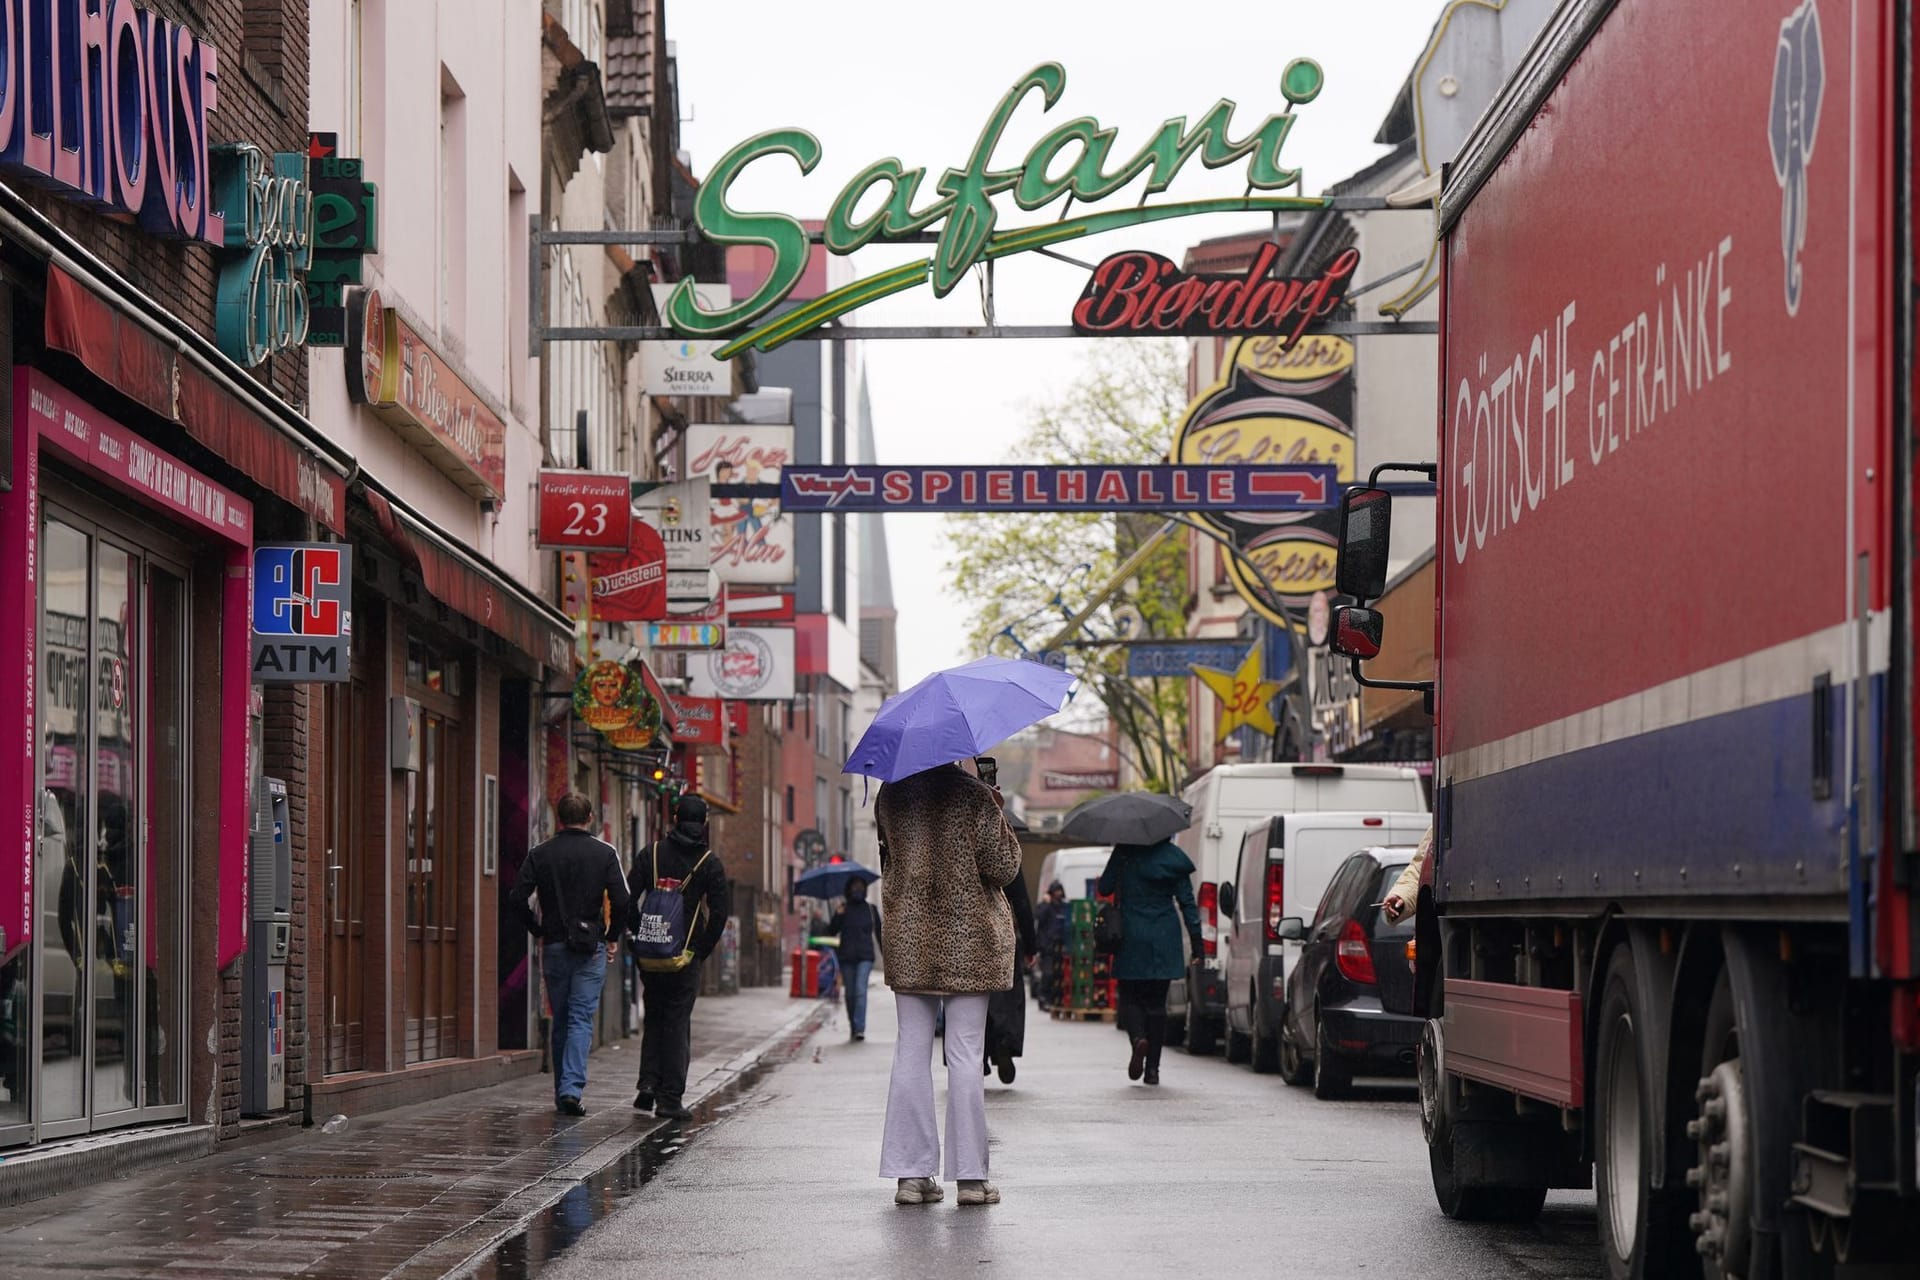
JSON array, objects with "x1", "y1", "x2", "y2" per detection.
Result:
[{"x1": 875, "y1": 765, "x2": 1022, "y2": 995}]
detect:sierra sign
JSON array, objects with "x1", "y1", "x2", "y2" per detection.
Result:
[{"x1": 665, "y1": 58, "x2": 1331, "y2": 356}]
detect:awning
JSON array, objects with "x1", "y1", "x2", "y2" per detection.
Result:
[
  {"x1": 40, "y1": 264, "x2": 350, "y2": 534},
  {"x1": 360, "y1": 486, "x2": 575, "y2": 671}
]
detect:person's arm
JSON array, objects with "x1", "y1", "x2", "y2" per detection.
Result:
[
  {"x1": 973, "y1": 792, "x2": 1022, "y2": 888},
  {"x1": 603, "y1": 846, "x2": 633, "y2": 940},
  {"x1": 508, "y1": 848, "x2": 543, "y2": 939},
  {"x1": 825, "y1": 909, "x2": 846, "y2": 938},
  {"x1": 694, "y1": 859, "x2": 731, "y2": 959},
  {"x1": 1097, "y1": 849, "x2": 1121, "y2": 896},
  {"x1": 1005, "y1": 874, "x2": 1038, "y2": 956},
  {"x1": 1383, "y1": 828, "x2": 1433, "y2": 923},
  {"x1": 1173, "y1": 866, "x2": 1203, "y2": 952},
  {"x1": 625, "y1": 846, "x2": 651, "y2": 930}
]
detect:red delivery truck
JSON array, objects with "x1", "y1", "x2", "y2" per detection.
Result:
[{"x1": 1328, "y1": 1, "x2": 1919, "y2": 1276}]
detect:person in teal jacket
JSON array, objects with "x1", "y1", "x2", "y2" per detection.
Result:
[{"x1": 1098, "y1": 841, "x2": 1204, "y2": 1086}]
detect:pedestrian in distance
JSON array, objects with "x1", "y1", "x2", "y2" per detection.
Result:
[
  {"x1": 628, "y1": 794, "x2": 730, "y2": 1121},
  {"x1": 1033, "y1": 881, "x2": 1069, "y2": 1010},
  {"x1": 875, "y1": 757, "x2": 1022, "y2": 1207},
  {"x1": 1099, "y1": 840, "x2": 1203, "y2": 1086},
  {"x1": 508, "y1": 793, "x2": 631, "y2": 1117},
  {"x1": 826, "y1": 879, "x2": 882, "y2": 1040},
  {"x1": 984, "y1": 872, "x2": 1038, "y2": 1084}
]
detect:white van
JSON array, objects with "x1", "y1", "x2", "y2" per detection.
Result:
[
  {"x1": 1036, "y1": 845, "x2": 1112, "y2": 901},
  {"x1": 1169, "y1": 763, "x2": 1426, "y2": 1054},
  {"x1": 1221, "y1": 812, "x2": 1430, "y2": 1071}
]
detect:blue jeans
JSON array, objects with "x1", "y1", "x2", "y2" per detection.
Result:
[
  {"x1": 843, "y1": 958, "x2": 874, "y2": 1034},
  {"x1": 543, "y1": 941, "x2": 608, "y2": 1100}
]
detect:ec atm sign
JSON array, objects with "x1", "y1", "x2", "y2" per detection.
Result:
[{"x1": 252, "y1": 544, "x2": 352, "y2": 683}]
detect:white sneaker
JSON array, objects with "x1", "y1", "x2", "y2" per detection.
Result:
[
  {"x1": 895, "y1": 1177, "x2": 943, "y2": 1205},
  {"x1": 957, "y1": 1180, "x2": 1000, "y2": 1206}
]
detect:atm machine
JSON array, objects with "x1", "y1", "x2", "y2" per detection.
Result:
[{"x1": 242, "y1": 776, "x2": 290, "y2": 1115}]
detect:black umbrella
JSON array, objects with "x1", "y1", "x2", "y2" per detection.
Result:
[{"x1": 1058, "y1": 791, "x2": 1192, "y2": 845}]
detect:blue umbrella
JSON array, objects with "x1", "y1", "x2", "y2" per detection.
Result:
[
  {"x1": 844, "y1": 655, "x2": 1078, "y2": 782},
  {"x1": 793, "y1": 860, "x2": 880, "y2": 900}
]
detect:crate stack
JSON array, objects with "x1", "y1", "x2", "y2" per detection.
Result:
[{"x1": 1052, "y1": 899, "x2": 1117, "y2": 1020}]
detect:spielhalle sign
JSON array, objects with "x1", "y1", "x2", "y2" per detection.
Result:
[{"x1": 779, "y1": 464, "x2": 1336, "y2": 513}]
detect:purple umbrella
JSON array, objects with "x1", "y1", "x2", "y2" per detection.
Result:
[{"x1": 844, "y1": 656, "x2": 1078, "y2": 782}]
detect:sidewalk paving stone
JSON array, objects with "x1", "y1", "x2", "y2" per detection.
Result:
[{"x1": 0, "y1": 987, "x2": 828, "y2": 1280}]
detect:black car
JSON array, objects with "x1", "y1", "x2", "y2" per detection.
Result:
[{"x1": 1276, "y1": 847, "x2": 1420, "y2": 1099}]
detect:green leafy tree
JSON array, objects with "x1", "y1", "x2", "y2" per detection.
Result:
[{"x1": 943, "y1": 341, "x2": 1191, "y2": 793}]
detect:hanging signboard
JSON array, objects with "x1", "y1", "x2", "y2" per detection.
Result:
[
  {"x1": 780, "y1": 464, "x2": 1335, "y2": 513},
  {"x1": 1072, "y1": 246, "x2": 1359, "y2": 341},
  {"x1": 667, "y1": 569, "x2": 720, "y2": 605},
  {"x1": 346, "y1": 290, "x2": 508, "y2": 502},
  {"x1": 668, "y1": 583, "x2": 728, "y2": 621},
  {"x1": 687, "y1": 424, "x2": 794, "y2": 585},
  {"x1": 1172, "y1": 333, "x2": 1358, "y2": 624},
  {"x1": 304, "y1": 133, "x2": 380, "y2": 346},
  {"x1": 1193, "y1": 644, "x2": 1287, "y2": 740},
  {"x1": 635, "y1": 479, "x2": 711, "y2": 570},
  {"x1": 212, "y1": 144, "x2": 313, "y2": 366},
  {"x1": 574, "y1": 660, "x2": 645, "y2": 734},
  {"x1": 251, "y1": 544, "x2": 352, "y2": 683},
  {"x1": 1125, "y1": 641, "x2": 1251, "y2": 679},
  {"x1": 726, "y1": 592, "x2": 796, "y2": 625},
  {"x1": 688, "y1": 626, "x2": 796, "y2": 702},
  {"x1": 665, "y1": 695, "x2": 727, "y2": 747},
  {"x1": 538, "y1": 470, "x2": 632, "y2": 550},
  {"x1": 586, "y1": 522, "x2": 670, "y2": 622},
  {"x1": 645, "y1": 622, "x2": 725, "y2": 649},
  {"x1": 663, "y1": 58, "x2": 1332, "y2": 356},
  {"x1": 641, "y1": 284, "x2": 734, "y2": 395},
  {"x1": 1043, "y1": 770, "x2": 1119, "y2": 790}
]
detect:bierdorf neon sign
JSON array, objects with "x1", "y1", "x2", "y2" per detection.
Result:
[
  {"x1": 669, "y1": 59, "x2": 1331, "y2": 357},
  {"x1": 0, "y1": 0, "x2": 225, "y2": 243}
]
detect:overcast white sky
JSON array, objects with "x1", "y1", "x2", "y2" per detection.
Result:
[{"x1": 668, "y1": 1, "x2": 1443, "y2": 686}]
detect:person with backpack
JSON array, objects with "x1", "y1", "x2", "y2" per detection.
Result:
[
  {"x1": 628, "y1": 794, "x2": 730, "y2": 1120},
  {"x1": 509, "y1": 793, "x2": 631, "y2": 1116}
]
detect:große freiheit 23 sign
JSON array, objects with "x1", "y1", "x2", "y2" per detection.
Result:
[{"x1": 778, "y1": 464, "x2": 1336, "y2": 513}]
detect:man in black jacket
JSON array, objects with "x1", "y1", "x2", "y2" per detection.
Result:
[
  {"x1": 826, "y1": 879, "x2": 881, "y2": 1040},
  {"x1": 629, "y1": 794, "x2": 730, "y2": 1120},
  {"x1": 508, "y1": 793, "x2": 631, "y2": 1116}
]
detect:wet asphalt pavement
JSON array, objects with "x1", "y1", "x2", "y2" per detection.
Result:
[{"x1": 524, "y1": 986, "x2": 1603, "y2": 1280}]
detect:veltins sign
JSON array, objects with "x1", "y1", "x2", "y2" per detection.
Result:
[
  {"x1": 641, "y1": 284, "x2": 733, "y2": 396},
  {"x1": 537, "y1": 470, "x2": 632, "y2": 551},
  {"x1": 252, "y1": 545, "x2": 351, "y2": 683},
  {"x1": 688, "y1": 626, "x2": 796, "y2": 702},
  {"x1": 667, "y1": 58, "x2": 1331, "y2": 356}
]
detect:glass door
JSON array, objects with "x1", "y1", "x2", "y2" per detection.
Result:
[{"x1": 27, "y1": 503, "x2": 189, "y2": 1143}]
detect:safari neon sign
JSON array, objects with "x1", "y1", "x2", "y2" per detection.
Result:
[{"x1": 668, "y1": 59, "x2": 1331, "y2": 357}]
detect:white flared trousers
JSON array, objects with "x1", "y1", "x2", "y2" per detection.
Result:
[{"x1": 880, "y1": 992, "x2": 991, "y2": 1181}]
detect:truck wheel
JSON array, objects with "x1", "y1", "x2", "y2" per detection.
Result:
[
  {"x1": 1250, "y1": 999, "x2": 1280, "y2": 1074},
  {"x1": 1312, "y1": 1014, "x2": 1352, "y2": 1100},
  {"x1": 1184, "y1": 1001, "x2": 1217, "y2": 1056},
  {"x1": 1593, "y1": 946, "x2": 1689, "y2": 1279}
]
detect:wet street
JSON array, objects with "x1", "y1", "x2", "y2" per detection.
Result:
[{"x1": 523, "y1": 985, "x2": 1603, "y2": 1280}]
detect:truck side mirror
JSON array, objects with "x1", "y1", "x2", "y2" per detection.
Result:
[
  {"x1": 1277, "y1": 917, "x2": 1305, "y2": 942},
  {"x1": 1335, "y1": 486, "x2": 1393, "y2": 601},
  {"x1": 1329, "y1": 606, "x2": 1383, "y2": 660},
  {"x1": 1219, "y1": 881, "x2": 1237, "y2": 918}
]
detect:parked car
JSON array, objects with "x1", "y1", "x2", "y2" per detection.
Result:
[
  {"x1": 1168, "y1": 761, "x2": 1426, "y2": 1056},
  {"x1": 1276, "y1": 847, "x2": 1421, "y2": 1099},
  {"x1": 1221, "y1": 813, "x2": 1428, "y2": 1071},
  {"x1": 1035, "y1": 845, "x2": 1111, "y2": 901}
]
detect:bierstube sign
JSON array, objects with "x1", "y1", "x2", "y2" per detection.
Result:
[{"x1": 666, "y1": 59, "x2": 1331, "y2": 356}]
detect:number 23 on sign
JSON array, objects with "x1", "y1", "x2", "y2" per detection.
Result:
[{"x1": 537, "y1": 471, "x2": 633, "y2": 551}]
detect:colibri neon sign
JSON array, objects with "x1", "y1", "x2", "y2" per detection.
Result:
[{"x1": 669, "y1": 59, "x2": 1331, "y2": 357}]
